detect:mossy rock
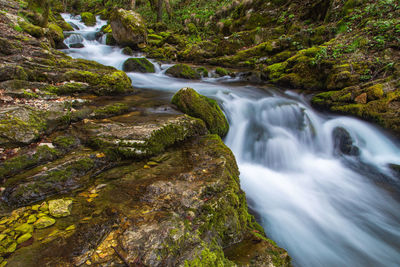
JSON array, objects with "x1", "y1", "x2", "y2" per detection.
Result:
[
  {"x1": 215, "y1": 67, "x2": 229, "y2": 77},
  {"x1": 166, "y1": 64, "x2": 200, "y2": 80},
  {"x1": 366, "y1": 84, "x2": 384, "y2": 101},
  {"x1": 62, "y1": 70, "x2": 133, "y2": 95},
  {"x1": 110, "y1": 9, "x2": 147, "y2": 48},
  {"x1": 196, "y1": 67, "x2": 209, "y2": 77},
  {"x1": 33, "y1": 216, "x2": 55, "y2": 229},
  {"x1": 48, "y1": 199, "x2": 73, "y2": 218},
  {"x1": 18, "y1": 20, "x2": 44, "y2": 38},
  {"x1": 80, "y1": 12, "x2": 96, "y2": 26},
  {"x1": 105, "y1": 33, "x2": 116, "y2": 46},
  {"x1": 122, "y1": 58, "x2": 155, "y2": 73},
  {"x1": 47, "y1": 23, "x2": 64, "y2": 47},
  {"x1": 93, "y1": 103, "x2": 129, "y2": 118},
  {"x1": 172, "y1": 88, "x2": 229, "y2": 137},
  {"x1": 122, "y1": 47, "x2": 133, "y2": 56}
]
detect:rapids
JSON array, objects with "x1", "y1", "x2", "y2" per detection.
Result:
[{"x1": 61, "y1": 14, "x2": 400, "y2": 267}]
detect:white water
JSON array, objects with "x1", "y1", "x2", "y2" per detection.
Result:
[{"x1": 61, "y1": 14, "x2": 400, "y2": 266}]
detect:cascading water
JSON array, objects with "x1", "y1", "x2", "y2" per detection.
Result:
[{"x1": 61, "y1": 14, "x2": 400, "y2": 266}]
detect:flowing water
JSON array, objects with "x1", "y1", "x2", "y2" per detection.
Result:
[{"x1": 61, "y1": 14, "x2": 400, "y2": 267}]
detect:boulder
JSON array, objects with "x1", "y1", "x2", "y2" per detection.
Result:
[
  {"x1": 171, "y1": 88, "x2": 229, "y2": 137},
  {"x1": 48, "y1": 199, "x2": 73, "y2": 218},
  {"x1": 80, "y1": 12, "x2": 96, "y2": 26},
  {"x1": 110, "y1": 9, "x2": 147, "y2": 48},
  {"x1": 332, "y1": 127, "x2": 360, "y2": 156},
  {"x1": 122, "y1": 58, "x2": 155, "y2": 73},
  {"x1": 165, "y1": 64, "x2": 201, "y2": 79}
]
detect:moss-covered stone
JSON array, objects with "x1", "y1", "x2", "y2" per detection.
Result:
[
  {"x1": 93, "y1": 103, "x2": 129, "y2": 118},
  {"x1": 121, "y1": 46, "x2": 133, "y2": 56},
  {"x1": 105, "y1": 33, "x2": 116, "y2": 46},
  {"x1": 196, "y1": 67, "x2": 209, "y2": 77},
  {"x1": 47, "y1": 23, "x2": 64, "y2": 46},
  {"x1": 33, "y1": 216, "x2": 55, "y2": 229},
  {"x1": 166, "y1": 64, "x2": 201, "y2": 79},
  {"x1": 16, "y1": 233, "x2": 32, "y2": 244},
  {"x1": 18, "y1": 20, "x2": 44, "y2": 38},
  {"x1": 110, "y1": 9, "x2": 147, "y2": 47},
  {"x1": 366, "y1": 83, "x2": 384, "y2": 101},
  {"x1": 172, "y1": 88, "x2": 229, "y2": 137},
  {"x1": 80, "y1": 12, "x2": 96, "y2": 26},
  {"x1": 122, "y1": 58, "x2": 155, "y2": 73},
  {"x1": 48, "y1": 199, "x2": 73, "y2": 218},
  {"x1": 63, "y1": 70, "x2": 133, "y2": 95},
  {"x1": 215, "y1": 67, "x2": 229, "y2": 77},
  {"x1": 0, "y1": 106, "x2": 47, "y2": 147}
]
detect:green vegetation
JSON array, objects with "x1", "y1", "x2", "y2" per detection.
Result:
[
  {"x1": 171, "y1": 88, "x2": 229, "y2": 137},
  {"x1": 166, "y1": 64, "x2": 200, "y2": 79}
]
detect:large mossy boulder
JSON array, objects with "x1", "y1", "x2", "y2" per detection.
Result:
[
  {"x1": 80, "y1": 12, "x2": 96, "y2": 26},
  {"x1": 171, "y1": 88, "x2": 229, "y2": 137},
  {"x1": 122, "y1": 58, "x2": 155, "y2": 73},
  {"x1": 110, "y1": 9, "x2": 147, "y2": 48},
  {"x1": 165, "y1": 64, "x2": 201, "y2": 79}
]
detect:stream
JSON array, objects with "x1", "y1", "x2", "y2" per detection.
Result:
[{"x1": 61, "y1": 14, "x2": 400, "y2": 267}]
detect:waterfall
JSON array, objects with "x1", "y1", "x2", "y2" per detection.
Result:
[{"x1": 60, "y1": 14, "x2": 400, "y2": 266}]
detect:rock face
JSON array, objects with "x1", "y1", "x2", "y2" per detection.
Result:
[
  {"x1": 332, "y1": 127, "x2": 360, "y2": 156},
  {"x1": 122, "y1": 57, "x2": 155, "y2": 73},
  {"x1": 110, "y1": 8, "x2": 147, "y2": 48},
  {"x1": 172, "y1": 88, "x2": 229, "y2": 137},
  {"x1": 166, "y1": 64, "x2": 201, "y2": 79},
  {"x1": 5, "y1": 135, "x2": 291, "y2": 266}
]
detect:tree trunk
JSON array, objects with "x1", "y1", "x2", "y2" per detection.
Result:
[
  {"x1": 130, "y1": 0, "x2": 136, "y2": 9},
  {"x1": 40, "y1": 0, "x2": 50, "y2": 27},
  {"x1": 164, "y1": 0, "x2": 172, "y2": 19},
  {"x1": 156, "y1": 0, "x2": 163, "y2": 22}
]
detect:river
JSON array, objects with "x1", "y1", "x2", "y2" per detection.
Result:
[{"x1": 61, "y1": 14, "x2": 400, "y2": 267}]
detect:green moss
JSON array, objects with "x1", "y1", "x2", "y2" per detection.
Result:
[
  {"x1": 366, "y1": 83, "x2": 384, "y2": 101},
  {"x1": 0, "y1": 145, "x2": 59, "y2": 181},
  {"x1": 215, "y1": 67, "x2": 229, "y2": 77},
  {"x1": 93, "y1": 103, "x2": 129, "y2": 118},
  {"x1": 196, "y1": 67, "x2": 209, "y2": 77},
  {"x1": 265, "y1": 62, "x2": 287, "y2": 80},
  {"x1": 47, "y1": 23, "x2": 64, "y2": 44},
  {"x1": 18, "y1": 20, "x2": 44, "y2": 38},
  {"x1": 92, "y1": 115, "x2": 207, "y2": 159},
  {"x1": 80, "y1": 12, "x2": 96, "y2": 26},
  {"x1": 63, "y1": 70, "x2": 133, "y2": 95},
  {"x1": 44, "y1": 82, "x2": 87, "y2": 95},
  {"x1": 148, "y1": 33, "x2": 164, "y2": 46},
  {"x1": 166, "y1": 64, "x2": 201, "y2": 79},
  {"x1": 171, "y1": 88, "x2": 229, "y2": 137},
  {"x1": 101, "y1": 24, "x2": 112, "y2": 33},
  {"x1": 52, "y1": 136, "x2": 77, "y2": 150},
  {"x1": 185, "y1": 247, "x2": 234, "y2": 267},
  {"x1": 122, "y1": 58, "x2": 155, "y2": 73},
  {"x1": 105, "y1": 33, "x2": 116, "y2": 46},
  {"x1": 122, "y1": 46, "x2": 133, "y2": 56}
]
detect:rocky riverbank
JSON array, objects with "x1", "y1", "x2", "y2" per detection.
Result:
[{"x1": 0, "y1": 0, "x2": 290, "y2": 266}]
